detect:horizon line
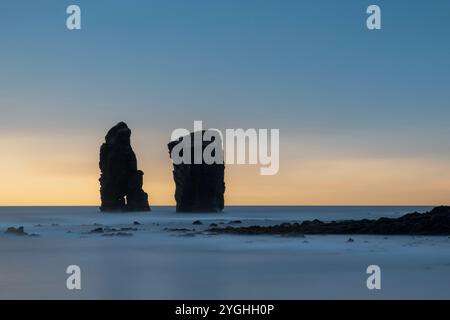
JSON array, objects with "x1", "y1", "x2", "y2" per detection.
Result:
[{"x1": 0, "y1": 204, "x2": 440, "y2": 208}]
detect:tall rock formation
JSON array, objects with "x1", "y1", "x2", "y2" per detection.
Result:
[
  {"x1": 99, "y1": 122, "x2": 150, "y2": 212},
  {"x1": 168, "y1": 131, "x2": 225, "y2": 212}
]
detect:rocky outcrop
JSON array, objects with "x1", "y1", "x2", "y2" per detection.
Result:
[
  {"x1": 5, "y1": 226, "x2": 28, "y2": 236},
  {"x1": 99, "y1": 122, "x2": 150, "y2": 212},
  {"x1": 208, "y1": 206, "x2": 450, "y2": 235},
  {"x1": 4, "y1": 226, "x2": 39, "y2": 237},
  {"x1": 168, "y1": 131, "x2": 225, "y2": 212}
]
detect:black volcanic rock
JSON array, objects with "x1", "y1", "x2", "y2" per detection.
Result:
[
  {"x1": 208, "y1": 206, "x2": 450, "y2": 236},
  {"x1": 168, "y1": 131, "x2": 225, "y2": 212},
  {"x1": 89, "y1": 227, "x2": 104, "y2": 234},
  {"x1": 5, "y1": 226, "x2": 28, "y2": 236},
  {"x1": 99, "y1": 122, "x2": 150, "y2": 212}
]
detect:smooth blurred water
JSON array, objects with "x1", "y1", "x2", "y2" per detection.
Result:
[{"x1": 1, "y1": 205, "x2": 448, "y2": 300}]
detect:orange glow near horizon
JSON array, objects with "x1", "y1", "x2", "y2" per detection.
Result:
[{"x1": 1, "y1": 134, "x2": 450, "y2": 206}]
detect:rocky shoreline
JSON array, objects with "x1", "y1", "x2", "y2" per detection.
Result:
[{"x1": 208, "y1": 206, "x2": 450, "y2": 236}]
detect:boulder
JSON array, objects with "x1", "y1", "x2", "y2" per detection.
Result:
[{"x1": 5, "y1": 226, "x2": 28, "y2": 236}]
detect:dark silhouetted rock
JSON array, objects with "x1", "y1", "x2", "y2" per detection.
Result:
[
  {"x1": 89, "y1": 227, "x2": 104, "y2": 234},
  {"x1": 192, "y1": 220, "x2": 203, "y2": 225},
  {"x1": 208, "y1": 206, "x2": 450, "y2": 236},
  {"x1": 168, "y1": 130, "x2": 225, "y2": 212},
  {"x1": 99, "y1": 122, "x2": 150, "y2": 212},
  {"x1": 5, "y1": 226, "x2": 28, "y2": 236},
  {"x1": 102, "y1": 232, "x2": 133, "y2": 237}
]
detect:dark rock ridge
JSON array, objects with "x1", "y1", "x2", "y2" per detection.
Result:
[
  {"x1": 99, "y1": 122, "x2": 150, "y2": 212},
  {"x1": 208, "y1": 206, "x2": 450, "y2": 235},
  {"x1": 168, "y1": 130, "x2": 225, "y2": 212}
]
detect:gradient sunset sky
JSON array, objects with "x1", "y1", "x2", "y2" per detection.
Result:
[{"x1": 1, "y1": 0, "x2": 450, "y2": 206}]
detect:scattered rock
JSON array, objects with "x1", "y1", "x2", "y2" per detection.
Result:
[
  {"x1": 347, "y1": 238, "x2": 355, "y2": 243},
  {"x1": 229, "y1": 220, "x2": 242, "y2": 224},
  {"x1": 99, "y1": 122, "x2": 151, "y2": 212},
  {"x1": 192, "y1": 220, "x2": 203, "y2": 225},
  {"x1": 209, "y1": 223, "x2": 218, "y2": 227},
  {"x1": 5, "y1": 226, "x2": 28, "y2": 236},
  {"x1": 89, "y1": 227, "x2": 104, "y2": 234},
  {"x1": 133, "y1": 221, "x2": 141, "y2": 225}
]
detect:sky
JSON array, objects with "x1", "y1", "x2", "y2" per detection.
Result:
[{"x1": 0, "y1": 0, "x2": 450, "y2": 206}]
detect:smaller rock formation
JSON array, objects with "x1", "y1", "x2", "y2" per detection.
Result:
[
  {"x1": 99, "y1": 122, "x2": 150, "y2": 212},
  {"x1": 168, "y1": 131, "x2": 225, "y2": 212},
  {"x1": 5, "y1": 226, "x2": 28, "y2": 236}
]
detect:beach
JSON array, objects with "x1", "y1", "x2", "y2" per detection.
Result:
[{"x1": 1, "y1": 206, "x2": 449, "y2": 299}]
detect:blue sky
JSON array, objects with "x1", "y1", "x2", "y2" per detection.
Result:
[{"x1": 1, "y1": 0, "x2": 450, "y2": 205}]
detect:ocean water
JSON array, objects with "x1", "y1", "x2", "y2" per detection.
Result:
[
  {"x1": 0, "y1": 205, "x2": 433, "y2": 228},
  {"x1": 1, "y1": 206, "x2": 449, "y2": 300}
]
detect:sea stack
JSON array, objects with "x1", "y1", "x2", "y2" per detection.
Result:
[
  {"x1": 99, "y1": 122, "x2": 150, "y2": 212},
  {"x1": 168, "y1": 131, "x2": 225, "y2": 212}
]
